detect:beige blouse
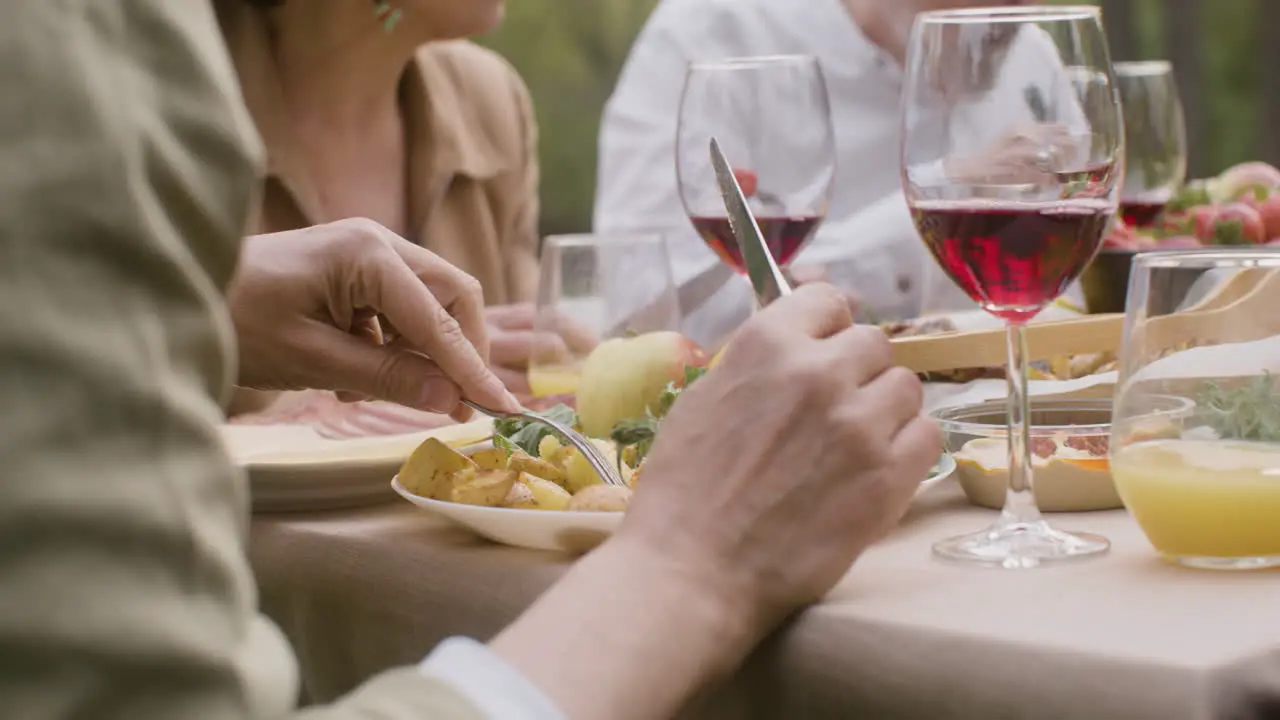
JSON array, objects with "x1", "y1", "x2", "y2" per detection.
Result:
[{"x1": 216, "y1": 1, "x2": 540, "y2": 306}]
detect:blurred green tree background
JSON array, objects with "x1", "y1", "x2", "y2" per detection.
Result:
[{"x1": 480, "y1": 0, "x2": 1273, "y2": 235}]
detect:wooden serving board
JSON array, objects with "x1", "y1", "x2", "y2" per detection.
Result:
[{"x1": 889, "y1": 314, "x2": 1124, "y2": 374}]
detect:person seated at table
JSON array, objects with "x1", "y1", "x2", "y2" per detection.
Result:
[
  {"x1": 7, "y1": 5, "x2": 1280, "y2": 718},
  {"x1": 216, "y1": 0, "x2": 543, "y2": 433},
  {"x1": 2, "y1": 2, "x2": 949, "y2": 718},
  {"x1": 594, "y1": 0, "x2": 1087, "y2": 347}
]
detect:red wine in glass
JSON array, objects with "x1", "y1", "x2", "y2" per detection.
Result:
[
  {"x1": 1119, "y1": 199, "x2": 1167, "y2": 228},
  {"x1": 911, "y1": 199, "x2": 1112, "y2": 323},
  {"x1": 690, "y1": 215, "x2": 821, "y2": 274}
]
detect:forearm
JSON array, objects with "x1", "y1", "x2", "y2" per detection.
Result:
[{"x1": 490, "y1": 537, "x2": 758, "y2": 720}]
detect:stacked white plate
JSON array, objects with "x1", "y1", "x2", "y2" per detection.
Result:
[{"x1": 221, "y1": 420, "x2": 493, "y2": 513}]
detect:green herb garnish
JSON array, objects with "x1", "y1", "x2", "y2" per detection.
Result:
[
  {"x1": 1194, "y1": 373, "x2": 1280, "y2": 442},
  {"x1": 492, "y1": 433, "x2": 519, "y2": 457},
  {"x1": 608, "y1": 364, "x2": 709, "y2": 466},
  {"x1": 493, "y1": 403, "x2": 578, "y2": 456}
]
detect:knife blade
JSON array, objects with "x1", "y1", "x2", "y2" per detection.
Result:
[{"x1": 708, "y1": 137, "x2": 792, "y2": 307}]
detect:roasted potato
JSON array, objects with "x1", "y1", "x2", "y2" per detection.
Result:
[
  {"x1": 564, "y1": 439, "x2": 631, "y2": 493},
  {"x1": 399, "y1": 438, "x2": 475, "y2": 500},
  {"x1": 537, "y1": 435, "x2": 571, "y2": 467},
  {"x1": 509, "y1": 451, "x2": 566, "y2": 484},
  {"x1": 450, "y1": 469, "x2": 519, "y2": 507},
  {"x1": 501, "y1": 481, "x2": 539, "y2": 509},
  {"x1": 470, "y1": 448, "x2": 509, "y2": 471},
  {"x1": 521, "y1": 474, "x2": 573, "y2": 511},
  {"x1": 567, "y1": 484, "x2": 633, "y2": 512}
]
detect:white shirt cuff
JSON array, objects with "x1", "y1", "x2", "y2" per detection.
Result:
[{"x1": 420, "y1": 637, "x2": 566, "y2": 720}]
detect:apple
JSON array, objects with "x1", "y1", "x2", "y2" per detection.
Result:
[
  {"x1": 1212, "y1": 161, "x2": 1280, "y2": 202},
  {"x1": 575, "y1": 331, "x2": 708, "y2": 438}
]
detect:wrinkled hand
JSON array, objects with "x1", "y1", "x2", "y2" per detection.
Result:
[
  {"x1": 617, "y1": 283, "x2": 940, "y2": 632},
  {"x1": 227, "y1": 218, "x2": 519, "y2": 420},
  {"x1": 945, "y1": 123, "x2": 1082, "y2": 185},
  {"x1": 487, "y1": 303, "x2": 599, "y2": 402}
]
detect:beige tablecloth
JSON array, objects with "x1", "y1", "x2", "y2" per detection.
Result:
[{"x1": 250, "y1": 483, "x2": 1280, "y2": 719}]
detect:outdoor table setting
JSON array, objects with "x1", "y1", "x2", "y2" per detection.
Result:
[{"x1": 236, "y1": 6, "x2": 1280, "y2": 719}]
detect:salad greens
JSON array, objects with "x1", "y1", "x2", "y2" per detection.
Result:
[
  {"x1": 1195, "y1": 373, "x2": 1280, "y2": 443},
  {"x1": 608, "y1": 365, "x2": 709, "y2": 466},
  {"x1": 493, "y1": 403, "x2": 578, "y2": 456}
]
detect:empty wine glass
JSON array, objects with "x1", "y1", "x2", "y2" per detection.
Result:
[
  {"x1": 676, "y1": 55, "x2": 834, "y2": 295},
  {"x1": 901, "y1": 6, "x2": 1123, "y2": 568},
  {"x1": 527, "y1": 234, "x2": 681, "y2": 404},
  {"x1": 1114, "y1": 61, "x2": 1187, "y2": 227}
]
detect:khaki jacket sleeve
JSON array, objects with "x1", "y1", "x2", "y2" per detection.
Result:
[{"x1": 0, "y1": 3, "x2": 480, "y2": 718}]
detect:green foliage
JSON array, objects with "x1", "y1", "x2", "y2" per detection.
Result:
[
  {"x1": 486, "y1": 0, "x2": 1268, "y2": 236},
  {"x1": 478, "y1": 0, "x2": 658, "y2": 235}
]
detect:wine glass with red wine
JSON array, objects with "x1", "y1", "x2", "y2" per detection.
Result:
[
  {"x1": 676, "y1": 56, "x2": 834, "y2": 286},
  {"x1": 901, "y1": 6, "x2": 1123, "y2": 568},
  {"x1": 1114, "y1": 61, "x2": 1186, "y2": 228}
]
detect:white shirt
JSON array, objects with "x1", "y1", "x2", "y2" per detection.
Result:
[
  {"x1": 594, "y1": 0, "x2": 1087, "y2": 347},
  {"x1": 421, "y1": 637, "x2": 566, "y2": 719}
]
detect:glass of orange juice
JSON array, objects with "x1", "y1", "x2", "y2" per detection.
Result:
[
  {"x1": 528, "y1": 234, "x2": 681, "y2": 402},
  {"x1": 1110, "y1": 250, "x2": 1280, "y2": 570}
]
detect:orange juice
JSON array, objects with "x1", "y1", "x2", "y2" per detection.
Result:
[
  {"x1": 528, "y1": 365, "x2": 581, "y2": 397},
  {"x1": 1111, "y1": 439, "x2": 1280, "y2": 561}
]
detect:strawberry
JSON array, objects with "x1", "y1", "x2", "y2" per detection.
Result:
[
  {"x1": 1157, "y1": 235, "x2": 1202, "y2": 250},
  {"x1": 1253, "y1": 193, "x2": 1280, "y2": 239},
  {"x1": 1209, "y1": 202, "x2": 1266, "y2": 245},
  {"x1": 1160, "y1": 205, "x2": 1220, "y2": 244},
  {"x1": 731, "y1": 168, "x2": 758, "y2": 198}
]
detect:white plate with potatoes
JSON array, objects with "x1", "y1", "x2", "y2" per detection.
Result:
[
  {"x1": 392, "y1": 429, "x2": 958, "y2": 552},
  {"x1": 393, "y1": 433, "x2": 635, "y2": 553},
  {"x1": 392, "y1": 477, "x2": 624, "y2": 553}
]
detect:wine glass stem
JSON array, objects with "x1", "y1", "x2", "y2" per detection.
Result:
[{"x1": 1001, "y1": 320, "x2": 1043, "y2": 527}]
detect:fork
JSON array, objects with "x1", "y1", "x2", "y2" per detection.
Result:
[{"x1": 460, "y1": 400, "x2": 627, "y2": 487}]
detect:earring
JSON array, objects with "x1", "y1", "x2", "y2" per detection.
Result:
[{"x1": 373, "y1": 1, "x2": 403, "y2": 33}]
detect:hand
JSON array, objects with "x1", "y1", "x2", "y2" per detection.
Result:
[
  {"x1": 487, "y1": 303, "x2": 599, "y2": 402},
  {"x1": 227, "y1": 218, "x2": 519, "y2": 419},
  {"x1": 945, "y1": 122, "x2": 1082, "y2": 184},
  {"x1": 623, "y1": 282, "x2": 939, "y2": 628},
  {"x1": 491, "y1": 284, "x2": 940, "y2": 720}
]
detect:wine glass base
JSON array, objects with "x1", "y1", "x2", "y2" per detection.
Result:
[
  {"x1": 1165, "y1": 554, "x2": 1280, "y2": 571},
  {"x1": 932, "y1": 520, "x2": 1110, "y2": 569}
]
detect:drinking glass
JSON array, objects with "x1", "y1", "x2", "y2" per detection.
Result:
[
  {"x1": 527, "y1": 234, "x2": 681, "y2": 403},
  {"x1": 901, "y1": 6, "x2": 1123, "y2": 567},
  {"x1": 1114, "y1": 61, "x2": 1187, "y2": 227},
  {"x1": 676, "y1": 55, "x2": 834, "y2": 290},
  {"x1": 1111, "y1": 250, "x2": 1280, "y2": 570}
]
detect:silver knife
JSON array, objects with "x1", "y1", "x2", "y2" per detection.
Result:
[{"x1": 709, "y1": 137, "x2": 792, "y2": 306}]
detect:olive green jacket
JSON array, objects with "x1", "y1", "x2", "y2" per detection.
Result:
[{"x1": 0, "y1": 2, "x2": 479, "y2": 717}]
